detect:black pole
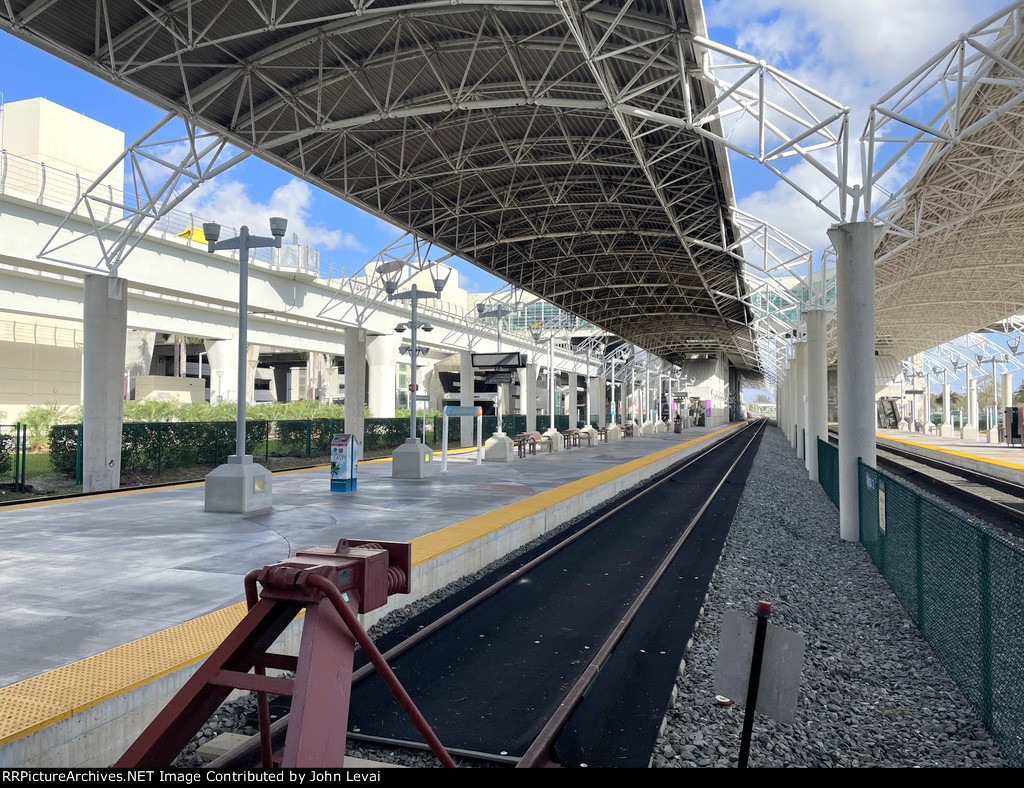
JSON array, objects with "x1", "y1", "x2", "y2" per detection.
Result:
[{"x1": 738, "y1": 600, "x2": 771, "y2": 768}]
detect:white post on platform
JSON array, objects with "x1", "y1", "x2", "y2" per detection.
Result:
[
  {"x1": 830, "y1": 221, "x2": 877, "y2": 542},
  {"x1": 795, "y1": 339, "x2": 808, "y2": 463},
  {"x1": 806, "y1": 310, "x2": 828, "y2": 482},
  {"x1": 201, "y1": 218, "x2": 286, "y2": 513}
]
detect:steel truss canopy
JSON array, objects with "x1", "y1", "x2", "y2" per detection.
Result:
[{"x1": 0, "y1": 0, "x2": 769, "y2": 374}]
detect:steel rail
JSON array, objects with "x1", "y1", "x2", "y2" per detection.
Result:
[
  {"x1": 210, "y1": 420, "x2": 765, "y2": 768},
  {"x1": 516, "y1": 418, "x2": 767, "y2": 767},
  {"x1": 826, "y1": 428, "x2": 1024, "y2": 533}
]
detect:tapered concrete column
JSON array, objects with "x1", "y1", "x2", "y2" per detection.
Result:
[
  {"x1": 366, "y1": 333, "x2": 400, "y2": 418},
  {"x1": 206, "y1": 339, "x2": 259, "y2": 403},
  {"x1": 570, "y1": 372, "x2": 581, "y2": 426},
  {"x1": 964, "y1": 379, "x2": 979, "y2": 440},
  {"x1": 459, "y1": 351, "x2": 476, "y2": 447},
  {"x1": 1003, "y1": 372, "x2": 1014, "y2": 414},
  {"x1": 344, "y1": 328, "x2": 366, "y2": 456},
  {"x1": 595, "y1": 377, "x2": 607, "y2": 427},
  {"x1": 806, "y1": 310, "x2": 828, "y2": 482},
  {"x1": 794, "y1": 340, "x2": 808, "y2": 462},
  {"x1": 831, "y1": 221, "x2": 877, "y2": 542},
  {"x1": 83, "y1": 275, "x2": 127, "y2": 492},
  {"x1": 940, "y1": 383, "x2": 952, "y2": 436},
  {"x1": 518, "y1": 363, "x2": 535, "y2": 433}
]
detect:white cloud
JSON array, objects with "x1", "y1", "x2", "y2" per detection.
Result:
[{"x1": 167, "y1": 175, "x2": 366, "y2": 252}]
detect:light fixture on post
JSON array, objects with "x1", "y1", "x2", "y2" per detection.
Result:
[
  {"x1": 201, "y1": 217, "x2": 287, "y2": 514},
  {"x1": 377, "y1": 260, "x2": 448, "y2": 479}
]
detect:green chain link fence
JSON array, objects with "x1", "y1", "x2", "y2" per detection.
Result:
[
  {"x1": 816, "y1": 437, "x2": 840, "y2": 508},
  {"x1": 858, "y1": 460, "x2": 1024, "y2": 766}
]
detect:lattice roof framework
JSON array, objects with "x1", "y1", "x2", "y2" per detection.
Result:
[{"x1": 0, "y1": 0, "x2": 766, "y2": 374}]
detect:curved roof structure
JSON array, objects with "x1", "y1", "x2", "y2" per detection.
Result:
[
  {"x1": 0, "y1": 0, "x2": 758, "y2": 373},
  {"x1": 868, "y1": 17, "x2": 1024, "y2": 361}
]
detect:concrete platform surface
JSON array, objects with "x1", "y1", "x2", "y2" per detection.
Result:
[
  {"x1": 876, "y1": 428, "x2": 1024, "y2": 485},
  {"x1": 0, "y1": 425, "x2": 732, "y2": 689}
]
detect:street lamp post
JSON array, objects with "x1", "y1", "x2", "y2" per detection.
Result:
[
  {"x1": 201, "y1": 217, "x2": 286, "y2": 513},
  {"x1": 377, "y1": 262, "x2": 449, "y2": 478}
]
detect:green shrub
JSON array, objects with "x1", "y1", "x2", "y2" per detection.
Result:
[
  {"x1": 0, "y1": 431, "x2": 13, "y2": 479},
  {"x1": 20, "y1": 400, "x2": 76, "y2": 449}
]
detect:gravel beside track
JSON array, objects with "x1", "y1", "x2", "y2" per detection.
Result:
[{"x1": 652, "y1": 425, "x2": 1006, "y2": 768}]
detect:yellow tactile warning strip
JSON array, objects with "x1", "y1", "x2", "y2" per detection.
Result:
[
  {"x1": 409, "y1": 423, "x2": 743, "y2": 566},
  {"x1": 877, "y1": 433, "x2": 1024, "y2": 471},
  {"x1": 0, "y1": 602, "x2": 248, "y2": 746},
  {"x1": 0, "y1": 431, "x2": 733, "y2": 748}
]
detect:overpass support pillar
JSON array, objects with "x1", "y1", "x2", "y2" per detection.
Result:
[
  {"x1": 82, "y1": 275, "x2": 127, "y2": 493},
  {"x1": 523, "y1": 364, "x2": 538, "y2": 433},
  {"x1": 964, "y1": 379, "x2": 979, "y2": 441},
  {"x1": 206, "y1": 339, "x2": 259, "y2": 404},
  {"x1": 460, "y1": 351, "x2": 476, "y2": 447},
  {"x1": 941, "y1": 383, "x2": 953, "y2": 437},
  {"x1": 794, "y1": 340, "x2": 808, "y2": 464},
  {"x1": 806, "y1": 310, "x2": 828, "y2": 482},
  {"x1": 831, "y1": 221, "x2": 877, "y2": 542},
  {"x1": 344, "y1": 328, "x2": 366, "y2": 456},
  {"x1": 367, "y1": 333, "x2": 400, "y2": 418}
]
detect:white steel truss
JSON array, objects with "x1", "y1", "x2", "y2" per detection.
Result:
[{"x1": 1, "y1": 0, "x2": 856, "y2": 380}]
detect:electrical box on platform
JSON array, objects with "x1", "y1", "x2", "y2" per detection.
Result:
[{"x1": 331, "y1": 434, "x2": 359, "y2": 491}]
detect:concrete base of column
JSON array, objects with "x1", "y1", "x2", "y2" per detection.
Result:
[
  {"x1": 392, "y1": 440, "x2": 434, "y2": 478},
  {"x1": 204, "y1": 455, "x2": 273, "y2": 514},
  {"x1": 606, "y1": 424, "x2": 622, "y2": 441},
  {"x1": 581, "y1": 425, "x2": 599, "y2": 445},
  {"x1": 898, "y1": 420, "x2": 909, "y2": 431},
  {"x1": 640, "y1": 420, "x2": 654, "y2": 435},
  {"x1": 543, "y1": 427, "x2": 566, "y2": 452},
  {"x1": 986, "y1": 428, "x2": 999, "y2": 443},
  {"x1": 940, "y1": 424, "x2": 954, "y2": 437},
  {"x1": 484, "y1": 433, "x2": 516, "y2": 462},
  {"x1": 962, "y1": 426, "x2": 978, "y2": 441},
  {"x1": 654, "y1": 421, "x2": 668, "y2": 433}
]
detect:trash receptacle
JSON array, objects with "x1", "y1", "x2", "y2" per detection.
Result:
[{"x1": 331, "y1": 434, "x2": 359, "y2": 491}]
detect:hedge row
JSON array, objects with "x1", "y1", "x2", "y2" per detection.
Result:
[
  {"x1": 45, "y1": 413, "x2": 595, "y2": 480},
  {"x1": 0, "y1": 431, "x2": 13, "y2": 480}
]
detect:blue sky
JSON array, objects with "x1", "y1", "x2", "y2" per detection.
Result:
[{"x1": 0, "y1": 0, "x2": 1014, "y2": 397}]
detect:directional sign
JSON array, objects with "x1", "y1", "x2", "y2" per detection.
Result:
[
  {"x1": 472, "y1": 352, "x2": 527, "y2": 369},
  {"x1": 445, "y1": 406, "x2": 483, "y2": 417},
  {"x1": 485, "y1": 372, "x2": 515, "y2": 385}
]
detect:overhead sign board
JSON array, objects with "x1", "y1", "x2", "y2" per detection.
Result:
[{"x1": 472, "y1": 352, "x2": 527, "y2": 369}]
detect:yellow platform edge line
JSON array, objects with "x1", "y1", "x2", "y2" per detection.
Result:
[
  {"x1": 409, "y1": 424, "x2": 742, "y2": 566},
  {"x1": 877, "y1": 433, "x2": 1024, "y2": 471},
  {"x1": 0, "y1": 602, "x2": 249, "y2": 746},
  {"x1": 0, "y1": 431, "x2": 734, "y2": 747}
]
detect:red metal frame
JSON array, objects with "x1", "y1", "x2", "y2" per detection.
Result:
[{"x1": 116, "y1": 540, "x2": 455, "y2": 768}]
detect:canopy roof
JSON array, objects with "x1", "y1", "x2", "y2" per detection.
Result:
[{"x1": 1, "y1": 0, "x2": 758, "y2": 371}]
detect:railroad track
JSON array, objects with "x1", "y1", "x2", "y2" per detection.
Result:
[
  {"x1": 211, "y1": 419, "x2": 768, "y2": 768},
  {"x1": 827, "y1": 428, "x2": 1024, "y2": 538}
]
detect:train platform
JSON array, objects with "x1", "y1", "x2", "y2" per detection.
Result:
[
  {"x1": 0, "y1": 422, "x2": 743, "y2": 767},
  {"x1": 875, "y1": 428, "x2": 1024, "y2": 484}
]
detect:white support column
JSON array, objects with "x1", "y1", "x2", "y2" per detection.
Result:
[
  {"x1": 1003, "y1": 372, "x2": 1014, "y2": 413},
  {"x1": 524, "y1": 364, "x2": 538, "y2": 433},
  {"x1": 344, "y1": 327, "x2": 366, "y2": 456},
  {"x1": 83, "y1": 275, "x2": 127, "y2": 492},
  {"x1": 941, "y1": 382, "x2": 953, "y2": 436},
  {"x1": 806, "y1": 310, "x2": 828, "y2": 482},
  {"x1": 366, "y1": 333, "x2": 400, "y2": 418},
  {"x1": 460, "y1": 350, "x2": 475, "y2": 447},
  {"x1": 965, "y1": 379, "x2": 979, "y2": 441},
  {"x1": 831, "y1": 221, "x2": 877, "y2": 542},
  {"x1": 206, "y1": 339, "x2": 259, "y2": 404},
  {"x1": 795, "y1": 340, "x2": 808, "y2": 463}
]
